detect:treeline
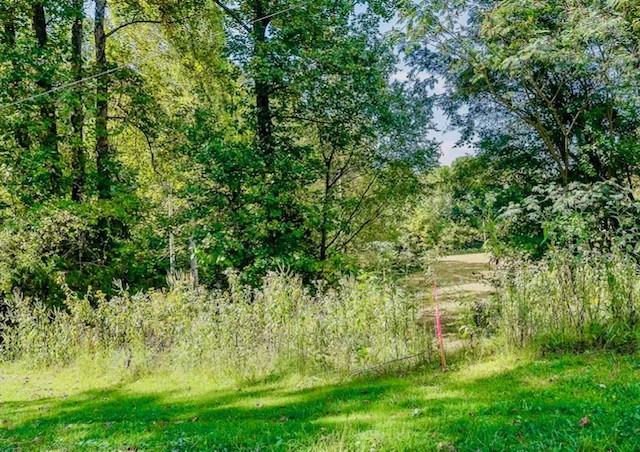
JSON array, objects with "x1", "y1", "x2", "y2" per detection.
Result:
[
  {"x1": 2, "y1": 0, "x2": 639, "y2": 303},
  {"x1": 0, "y1": 0, "x2": 434, "y2": 302},
  {"x1": 393, "y1": 0, "x2": 640, "y2": 256},
  {"x1": 406, "y1": 0, "x2": 640, "y2": 184}
]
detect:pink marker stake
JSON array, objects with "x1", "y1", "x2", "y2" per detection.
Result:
[{"x1": 434, "y1": 280, "x2": 446, "y2": 373}]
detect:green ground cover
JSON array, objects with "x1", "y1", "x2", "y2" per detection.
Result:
[
  {"x1": 2, "y1": 353, "x2": 640, "y2": 451},
  {"x1": 3, "y1": 254, "x2": 639, "y2": 451}
]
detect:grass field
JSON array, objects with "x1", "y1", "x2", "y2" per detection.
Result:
[
  {"x1": 2, "y1": 254, "x2": 640, "y2": 451},
  {"x1": 2, "y1": 354, "x2": 640, "y2": 451}
]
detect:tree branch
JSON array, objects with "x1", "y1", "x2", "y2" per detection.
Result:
[
  {"x1": 339, "y1": 205, "x2": 385, "y2": 252},
  {"x1": 326, "y1": 173, "x2": 379, "y2": 251},
  {"x1": 213, "y1": 0, "x2": 251, "y2": 33},
  {"x1": 105, "y1": 19, "x2": 165, "y2": 38},
  {"x1": 282, "y1": 114, "x2": 335, "y2": 126}
]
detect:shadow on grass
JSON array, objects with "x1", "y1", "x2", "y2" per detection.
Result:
[
  {"x1": 1, "y1": 374, "x2": 412, "y2": 450},
  {"x1": 2, "y1": 355, "x2": 640, "y2": 450}
]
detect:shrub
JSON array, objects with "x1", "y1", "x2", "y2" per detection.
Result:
[
  {"x1": 0, "y1": 197, "x2": 164, "y2": 306},
  {"x1": 400, "y1": 194, "x2": 484, "y2": 256},
  {"x1": 498, "y1": 181, "x2": 640, "y2": 256},
  {"x1": 356, "y1": 241, "x2": 423, "y2": 274},
  {"x1": 494, "y1": 249, "x2": 640, "y2": 352},
  {"x1": 0, "y1": 272, "x2": 432, "y2": 380}
]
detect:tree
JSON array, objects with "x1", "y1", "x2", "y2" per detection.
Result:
[
  {"x1": 31, "y1": 2, "x2": 62, "y2": 194},
  {"x1": 0, "y1": 0, "x2": 67, "y2": 204},
  {"x1": 94, "y1": 0, "x2": 112, "y2": 198},
  {"x1": 402, "y1": 0, "x2": 640, "y2": 184},
  {"x1": 70, "y1": 0, "x2": 85, "y2": 201},
  {"x1": 0, "y1": 0, "x2": 436, "y2": 297},
  {"x1": 175, "y1": 0, "x2": 435, "y2": 280}
]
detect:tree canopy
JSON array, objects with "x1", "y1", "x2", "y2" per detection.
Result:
[{"x1": 0, "y1": 0, "x2": 436, "y2": 299}]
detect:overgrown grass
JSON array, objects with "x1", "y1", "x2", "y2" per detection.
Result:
[
  {"x1": 1, "y1": 272, "x2": 432, "y2": 381},
  {"x1": 2, "y1": 353, "x2": 640, "y2": 450},
  {"x1": 494, "y1": 250, "x2": 640, "y2": 352}
]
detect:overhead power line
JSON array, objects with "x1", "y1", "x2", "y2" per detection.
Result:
[
  {"x1": 1, "y1": 67, "x2": 125, "y2": 110},
  {"x1": 0, "y1": 4, "x2": 300, "y2": 111}
]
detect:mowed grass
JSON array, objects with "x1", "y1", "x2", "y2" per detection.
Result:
[{"x1": 2, "y1": 353, "x2": 640, "y2": 451}]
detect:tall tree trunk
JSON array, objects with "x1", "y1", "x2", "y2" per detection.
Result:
[
  {"x1": 95, "y1": 0, "x2": 111, "y2": 198},
  {"x1": 252, "y1": 0, "x2": 273, "y2": 161},
  {"x1": 2, "y1": 13, "x2": 31, "y2": 150},
  {"x1": 167, "y1": 182, "x2": 176, "y2": 276},
  {"x1": 32, "y1": 3, "x2": 62, "y2": 194},
  {"x1": 252, "y1": 0, "x2": 288, "y2": 251},
  {"x1": 189, "y1": 234, "x2": 199, "y2": 288},
  {"x1": 71, "y1": 0, "x2": 85, "y2": 201},
  {"x1": 319, "y1": 157, "x2": 332, "y2": 261}
]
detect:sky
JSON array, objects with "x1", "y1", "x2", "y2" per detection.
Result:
[{"x1": 380, "y1": 12, "x2": 474, "y2": 166}]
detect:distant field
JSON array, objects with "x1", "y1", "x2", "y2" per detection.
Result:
[{"x1": 404, "y1": 252, "x2": 495, "y2": 351}]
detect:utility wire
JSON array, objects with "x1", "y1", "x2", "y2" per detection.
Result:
[
  {"x1": 1, "y1": 66, "x2": 125, "y2": 110},
  {"x1": 0, "y1": 4, "x2": 300, "y2": 111}
]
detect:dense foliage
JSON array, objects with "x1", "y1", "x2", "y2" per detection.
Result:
[
  {"x1": 390, "y1": 0, "x2": 640, "y2": 257},
  {"x1": 3, "y1": 2, "x2": 640, "y2": 450},
  {"x1": 494, "y1": 248, "x2": 640, "y2": 352},
  {"x1": 1, "y1": 272, "x2": 432, "y2": 379},
  {"x1": 2, "y1": 0, "x2": 640, "y2": 363},
  {"x1": 403, "y1": 0, "x2": 640, "y2": 183},
  {"x1": 0, "y1": 0, "x2": 436, "y2": 300}
]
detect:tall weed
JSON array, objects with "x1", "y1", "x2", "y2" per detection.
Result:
[
  {"x1": 0, "y1": 272, "x2": 432, "y2": 380},
  {"x1": 495, "y1": 250, "x2": 640, "y2": 352}
]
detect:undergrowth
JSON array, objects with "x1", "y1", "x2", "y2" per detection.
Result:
[
  {"x1": 494, "y1": 249, "x2": 640, "y2": 353},
  {"x1": 0, "y1": 271, "x2": 433, "y2": 381}
]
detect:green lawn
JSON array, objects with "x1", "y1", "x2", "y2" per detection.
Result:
[{"x1": 2, "y1": 353, "x2": 640, "y2": 451}]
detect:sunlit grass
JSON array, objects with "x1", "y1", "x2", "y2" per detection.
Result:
[
  {"x1": 2, "y1": 352, "x2": 640, "y2": 450},
  {"x1": 2, "y1": 254, "x2": 638, "y2": 450}
]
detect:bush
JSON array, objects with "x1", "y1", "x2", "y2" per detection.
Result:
[
  {"x1": 0, "y1": 198, "x2": 166, "y2": 306},
  {"x1": 498, "y1": 181, "x2": 640, "y2": 256},
  {"x1": 356, "y1": 241, "x2": 423, "y2": 274},
  {"x1": 400, "y1": 193, "x2": 484, "y2": 256},
  {"x1": 0, "y1": 272, "x2": 432, "y2": 380},
  {"x1": 494, "y1": 249, "x2": 640, "y2": 353}
]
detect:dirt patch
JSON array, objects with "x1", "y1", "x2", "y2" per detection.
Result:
[{"x1": 439, "y1": 253, "x2": 491, "y2": 264}]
